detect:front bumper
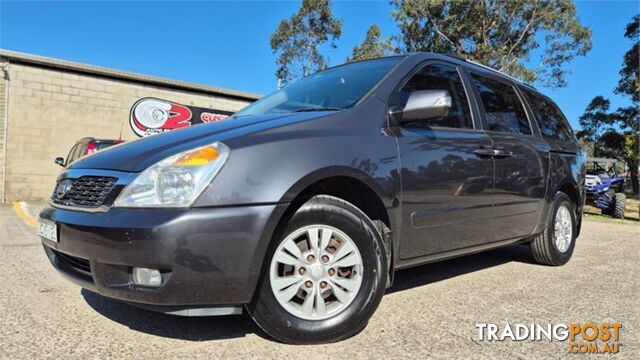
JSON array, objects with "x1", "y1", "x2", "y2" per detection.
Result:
[{"x1": 39, "y1": 203, "x2": 286, "y2": 306}]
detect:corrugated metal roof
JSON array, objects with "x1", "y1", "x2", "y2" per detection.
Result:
[{"x1": 0, "y1": 49, "x2": 261, "y2": 101}]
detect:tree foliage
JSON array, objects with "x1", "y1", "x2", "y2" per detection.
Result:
[
  {"x1": 612, "y1": 15, "x2": 640, "y2": 194},
  {"x1": 615, "y1": 14, "x2": 639, "y2": 103},
  {"x1": 577, "y1": 96, "x2": 616, "y2": 156},
  {"x1": 390, "y1": 0, "x2": 592, "y2": 88},
  {"x1": 270, "y1": 0, "x2": 342, "y2": 86},
  {"x1": 347, "y1": 24, "x2": 395, "y2": 62}
]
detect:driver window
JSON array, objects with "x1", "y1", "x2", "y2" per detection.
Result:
[
  {"x1": 66, "y1": 144, "x2": 79, "y2": 165},
  {"x1": 399, "y1": 63, "x2": 473, "y2": 129}
]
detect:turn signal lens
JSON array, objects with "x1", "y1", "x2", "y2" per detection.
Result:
[
  {"x1": 174, "y1": 147, "x2": 220, "y2": 166},
  {"x1": 114, "y1": 142, "x2": 230, "y2": 208}
]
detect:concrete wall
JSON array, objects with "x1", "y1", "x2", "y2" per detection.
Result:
[{"x1": 4, "y1": 62, "x2": 253, "y2": 202}]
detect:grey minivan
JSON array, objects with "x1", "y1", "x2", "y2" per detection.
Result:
[{"x1": 39, "y1": 53, "x2": 585, "y2": 344}]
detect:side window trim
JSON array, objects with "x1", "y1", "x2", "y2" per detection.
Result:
[
  {"x1": 468, "y1": 71, "x2": 535, "y2": 136},
  {"x1": 513, "y1": 85, "x2": 541, "y2": 137},
  {"x1": 459, "y1": 66, "x2": 488, "y2": 131},
  {"x1": 388, "y1": 59, "x2": 480, "y2": 131}
]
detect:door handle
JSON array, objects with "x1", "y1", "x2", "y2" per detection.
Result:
[
  {"x1": 473, "y1": 148, "x2": 513, "y2": 158},
  {"x1": 492, "y1": 149, "x2": 513, "y2": 158},
  {"x1": 473, "y1": 148, "x2": 496, "y2": 158}
]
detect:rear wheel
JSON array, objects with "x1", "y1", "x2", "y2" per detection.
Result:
[
  {"x1": 247, "y1": 195, "x2": 387, "y2": 344},
  {"x1": 612, "y1": 193, "x2": 626, "y2": 219},
  {"x1": 530, "y1": 192, "x2": 577, "y2": 266}
]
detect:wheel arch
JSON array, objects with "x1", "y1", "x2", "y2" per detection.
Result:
[{"x1": 258, "y1": 168, "x2": 397, "y2": 292}]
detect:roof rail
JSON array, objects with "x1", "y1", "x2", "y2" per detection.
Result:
[{"x1": 463, "y1": 58, "x2": 536, "y2": 90}]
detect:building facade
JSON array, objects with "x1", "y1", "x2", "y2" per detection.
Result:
[{"x1": 0, "y1": 50, "x2": 259, "y2": 202}]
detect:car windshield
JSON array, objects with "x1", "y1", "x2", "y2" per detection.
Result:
[{"x1": 235, "y1": 57, "x2": 404, "y2": 116}]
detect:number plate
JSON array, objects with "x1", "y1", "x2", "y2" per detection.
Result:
[{"x1": 37, "y1": 219, "x2": 58, "y2": 243}]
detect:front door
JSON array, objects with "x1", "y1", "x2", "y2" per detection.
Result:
[{"x1": 394, "y1": 62, "x2": 495, "y2": 259}]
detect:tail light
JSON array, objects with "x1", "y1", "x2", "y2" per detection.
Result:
[{"x1": 85, "y1": 141, "x2": 97, "y2": 155}]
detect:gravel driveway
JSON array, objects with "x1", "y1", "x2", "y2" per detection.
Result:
[{"x1": 1, "y1": 204, "x2": 638, "y2": 359}]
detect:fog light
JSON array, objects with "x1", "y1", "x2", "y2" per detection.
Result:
[{"x1": 132, "y1": 267, "x2": 162, "y2": 287}]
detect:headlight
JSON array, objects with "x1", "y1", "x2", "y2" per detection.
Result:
[{"x1": 114, "y1": 142, "x2": 230, "y2": 208}]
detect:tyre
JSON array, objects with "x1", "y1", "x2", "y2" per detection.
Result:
[
  {"x1": 612, "y1": 193, "x2": 626, "y2": 219},
  {"x1": 247, "y1": 195, "x2": 387, "y2": 344},
  {"x1": 530, "y1": 192, "x2": 577, "y2": 266}
]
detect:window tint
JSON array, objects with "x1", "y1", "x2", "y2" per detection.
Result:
[
  {"x1": 521, "y1": 88, "x2": 574, "y2": 141},
  {"x1": 66, "y1": 144, "x2": 79, "y2": 164},
  {"x1": 235, "y1": 57, "x2": 403, "y2": 116},
  {"x1": 471, "y1": 74, "x2": 531, "y2": 134},
  {"x1": 70, "y1": 142, "x2": 87, "y2": 163},
  {"x1": 96, "y1": 141, "x2": 117, "y2": 151},
  {"x1": 399, "y1": 63, "x2": 472, "y2": 128}
]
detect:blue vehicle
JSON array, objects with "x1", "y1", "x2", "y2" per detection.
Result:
[{"x1": 585, "y1": 158, "x2": 626, "y2": 218}]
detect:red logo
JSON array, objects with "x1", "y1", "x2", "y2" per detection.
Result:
[
  {"x1": 130, "y1": 98, "x2": 192, "y2": 137},
  {"x1": 200, "y1": 112, "x2": 229, "y2": 123}
]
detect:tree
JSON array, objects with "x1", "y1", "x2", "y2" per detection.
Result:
[
  {"x1": 347, "y1": 24, "x2": 394, "y2": 62},
  {"x1": 612, "y1": 15, "x2": 640, "y2": 194},
  {"x1": 577, "y1": 96, "x2": 616, "y2": 157},
  {"x1": 390, "y1": 0, "x2": 592, "y2": 88},
  {"x1": 615, "y1": 15, "x2": 639, "y2": 103},
  {"x1": 270, "y1": 0, "x2": 342, "y2": 86}
]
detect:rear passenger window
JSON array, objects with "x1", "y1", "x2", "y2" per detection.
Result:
[
  {"x1": 471, "y1": 74, "x2": 532, "y2": 135},
  {"x1": 521, "y1": 88, "x2": 574, "y2": 141},
  {"x1": 398, "y1": 63, "x2": 473, "y2": 129}
]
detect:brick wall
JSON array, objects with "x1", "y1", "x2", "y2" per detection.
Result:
[{"x1": 4, "y1": 62, "x2": 253, "y2": 202}]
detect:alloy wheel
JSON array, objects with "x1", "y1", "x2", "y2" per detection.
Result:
[
  {"x1": 269, "y1": 225, "x2": 363, "y2": 320},
  {"x1": 553, "y1": 205, "x2": 573, "y2": 253}
]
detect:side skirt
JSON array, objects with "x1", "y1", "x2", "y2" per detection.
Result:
[{"x1": 394, "y1": 235, "x2": 535, "y2": 271}]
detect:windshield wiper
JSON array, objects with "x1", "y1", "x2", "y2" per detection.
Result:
[{"x1": 291, "y1": 107, "x2": 343, "y2": 113}]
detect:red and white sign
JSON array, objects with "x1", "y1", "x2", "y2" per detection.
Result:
[{"x1": 130, "y1": 98, "x2": 232, "y2": 137}]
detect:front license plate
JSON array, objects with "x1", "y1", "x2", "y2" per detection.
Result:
[{"x1": 37, "y1": 219, "x2": 58, "y2": 243}]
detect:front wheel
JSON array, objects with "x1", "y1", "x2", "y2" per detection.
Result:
[{"x1": 247, "y1": 195, "x2": 387, "y2": 344}]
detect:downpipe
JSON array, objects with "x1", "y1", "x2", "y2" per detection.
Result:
[{"x1": 1, "y1": 61, "x2": 9, "y2": 204}]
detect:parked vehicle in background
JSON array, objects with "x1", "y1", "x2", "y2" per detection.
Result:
[
  {"x1": 39, "y1": 53, "x2": 585, "y2": 344},
  {"x1": 585, "y1": 157, "x2": 626, "y2": 218},
  {"x1": 55, "y1": 137, "x2": 124, "y2": 167}
]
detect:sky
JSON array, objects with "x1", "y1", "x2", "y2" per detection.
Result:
[{"x1": 0, "y1": 0, "x2": 637, "y2": 129}]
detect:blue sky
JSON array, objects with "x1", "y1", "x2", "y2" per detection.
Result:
[{"x1": 0, "y1": 0, "x2": 637, "y2": 129}]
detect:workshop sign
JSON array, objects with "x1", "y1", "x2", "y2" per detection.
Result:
[{"x1": 130, "y1": 97, "x2": 233, "y2": 137}]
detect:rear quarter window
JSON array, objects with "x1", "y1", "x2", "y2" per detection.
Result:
[{"x1": 521, "y1": 88, "x2": 574, "y2": 141}]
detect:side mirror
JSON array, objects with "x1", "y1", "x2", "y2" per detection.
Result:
[
  {"x1": 401, "y1": 89, "x2": 452, "y2": 122},
  {"x1": 55, "y1": 157, "x2": 65, "y2": 167}
]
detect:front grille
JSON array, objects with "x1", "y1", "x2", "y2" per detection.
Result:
[
  {"x1": 49, "y1": 248, "x2": 93, "y2": 282},
  {"x1": 55, "y1": 250, "x2": 91, "y2": 273},
  {"x1": 52, "y1": 176, "x2": 118, "y2": 208}
]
